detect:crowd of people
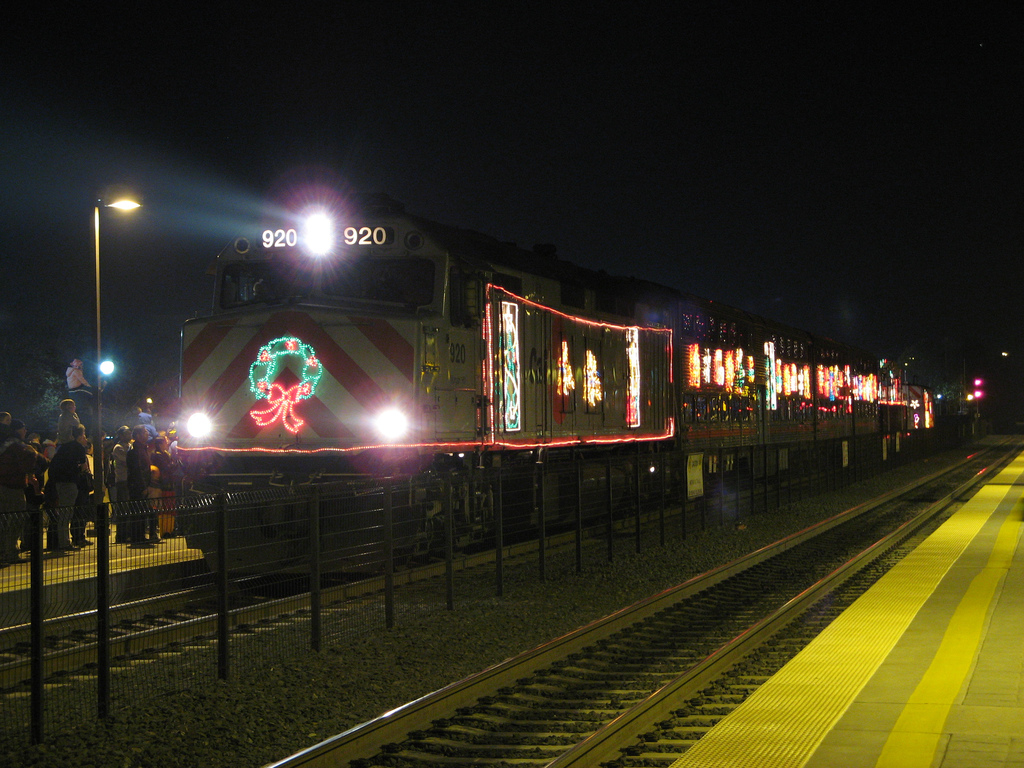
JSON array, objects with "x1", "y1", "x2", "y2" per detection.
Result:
[{"x1": 0, "y1": 360, "x2": 183, "y2": 566}]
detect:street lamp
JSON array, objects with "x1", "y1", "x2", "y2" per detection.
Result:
[{"x1": 94, "y1": 197, "x2": 140, "y2": 502}]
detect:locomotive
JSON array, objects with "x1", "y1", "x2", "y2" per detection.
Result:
[{"x1": 176, "y1": 194, "x2": 930, "y2": 569}]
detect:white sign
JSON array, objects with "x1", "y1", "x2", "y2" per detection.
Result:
[{"x1": 687, "y1": 453, "x2": 704, "y2": 500}]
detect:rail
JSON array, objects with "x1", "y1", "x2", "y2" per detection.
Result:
[
  {"x1": 0, "y1": 428, "x2": 974, "y2": 748},
  {"x1": 265, "y1": 440, "x2": 1013, "y2": 766}
]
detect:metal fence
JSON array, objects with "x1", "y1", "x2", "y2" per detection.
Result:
[{"x1": 0, "y1": 423, "x2": 969, "y2": 747}]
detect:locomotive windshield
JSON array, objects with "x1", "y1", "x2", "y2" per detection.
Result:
[
  {"x1": 218, "y1": 256, "x2": 435, "y2": 310},
  {"x1": 321, "y1": 257, "x2": 435, "y2": 306},
  {"x1": 220, "y1": 261, "x2": 292, "y2": 308}
]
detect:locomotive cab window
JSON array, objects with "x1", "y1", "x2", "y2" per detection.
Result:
[
  {"x1": 219, "y1": 261, "x2": 294, "y2": 309},
  {"x1": 322, "y1": 257, "x2": 435, "y2": 306}
]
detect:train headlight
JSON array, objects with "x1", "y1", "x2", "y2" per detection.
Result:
[
  {"x1": 375, "y1": 408, "x2": 408, "y2": 442},
  {"x1": 304, "y1": 213, "x2": 334, "y2": 256},
  {"x1": 187, "y1": 412, "x2": 213, "y2": 439}
]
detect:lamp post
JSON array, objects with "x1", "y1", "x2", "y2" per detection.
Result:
[
  {"x1": 93, "y1": 196, "x2": 138, "y2": 721},
  {"x1": 93, "y1": 198, "x2": 140, "y2": 500}
]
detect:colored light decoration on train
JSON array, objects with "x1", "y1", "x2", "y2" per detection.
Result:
[
  {"x1": 764, "y1": 341, "x2": 777, "y2": 410},
  {"x1": 688, "y1": 344, "x2": 701, "y2": 388},
  {"x1": 584, "y1": 349, "x2": 603, "y2": 407},
  {"x1": 248, "y1": 336, "x2": 323, "y2": 434},
  {"x1": 499, "y1": 301, "x2": 522, "y2": 432},
  {"x1": 557, "y1": 340, "x2": 575, "y2": 397},
  {"x1": 482, "y1": 283, "x2": 672, "y2": 446},
  {"x1": 626, "y1": 327, "x2": 640, "y2": 427}
]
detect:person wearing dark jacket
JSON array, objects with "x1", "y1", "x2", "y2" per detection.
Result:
[
  {"x1": 48, "y1": 425, "x2": 89, "y2": 551},
  {"x1": 125, "y1": 426, "x2": 153, "y2": 547},
  {"x1": 20, "y1": 433, "x2": 49, "y2": 554},
  {"x1": 0, "y1": 420, "x2": 38, "y2": 563}
]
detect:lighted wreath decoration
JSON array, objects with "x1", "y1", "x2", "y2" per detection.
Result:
[{"x1": 248, "y1": 336, "x2": 323, "y2": 434}]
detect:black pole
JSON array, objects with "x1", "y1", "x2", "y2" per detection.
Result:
[
  {"x1": 536, "y1": 456, "x2": 545, "y2": 581},
  {"x1": 658, "y1": 453, "x2": 666, "y2": 547},
  {"x1": 495, "y1": 469, "x2": 504, "y2": 597},
  {"x1": 215, "y1": 493, "x2": 229, "y2": 680},
  {"x1": 97, "y1": 498, "x2": 111, "y2": 718},
  {"x1": 309, "y1": 487, "x2": 321, "y2": 651},
  {"x1": 575, "y1": 459, "x2": 583, "y2": 574},
  {"x1": 634, "y1": 445, "x2": 641, "y2": 554},
  {"x1": 384, "y1": 480, "x2": 395, "y2": 628},
  {"x1": 30, "y1": 507, "x2": 44, "y2": 744},
  {"x1": 606, "y1": 458, "x2": 613, "y2": 563},
  {"x1": 445, "y1": 478, "x2": 454, "y2": 611}
]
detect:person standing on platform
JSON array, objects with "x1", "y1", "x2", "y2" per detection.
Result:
[
  {"x1": 47, "y1": 424, "x2": 89, "y2": 551},
  {"x1": 56, "y1": 399, "x2": 82, "y2": 444},
  {"x1": 0, "y1": 419, "x2": 38, "y2": 564},
  {"x1": 21, "y1": 427, "x2": 49, "y2": 555},
  {"x1": 109, "y1": 427, "x2": 131, "y2": 543},
  {"x1": 70, "y1": 439, "x2": 95, "y2": 548},
  {"x1": 126, "y1": 426, "x2": 153, "y2": 547},
  {"x1": 149, "y1": 435, "x2": 177, "y2": 539},
  {"x1": 136, "y1": 405, "x2": 158, "y2": 441},
  {"x1": 66, "y1": 358, "x2": 93, "y2": 431},
  {"x1": 108, "y1": 427, "x2": 132, "y2": 501}
]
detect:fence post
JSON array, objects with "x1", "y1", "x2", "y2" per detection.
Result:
[
  {"x1": 445, "y1": 478, "x2": 454, "y2": 611},
  {"x1": 536, "y1": 455, "x2": 546, "y2": 581},
  {"x1": 96, "y1": 497, "x2": 111, "y2": 718},
  {"x1": 575, "y1": 459, "x2": 583, "y2": 574},
  {"x1": 606, "y1": 458, "x2": 614, "y2": 563},
  {"x1": 215, "y1": 493, "x2": 229, "y2": 680},
  {"x1": 718, "y1": 448, "x2": 725, "y2": 526},
  {"x1": 30, "y1": 506, "x2": 44, "y2": 745},
  {"x1": 495, "y1": 469, "x2": 504, "y2": 596},
  {"x1": 680, "y1": 452, "x2": 688, "y2": 539},
  {"x1": 733, "y1": 451, "x2": 740, "y2": 520},
  {"x1": 634, "y1": 447, "x2": 641, "y2": 554},
  {"x1": 384, "y1": 480, "x2": 395, "y2": 628},
  {"x1": 659, "y1": 453, "x2": 666, "y2": 547},
  {"x1": 309, "y1": 487, "x2": 321, "y2": 651}
]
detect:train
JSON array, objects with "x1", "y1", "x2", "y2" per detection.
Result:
[{"x1": 176, "y1": 193, "x2": 932, "y2": 569}]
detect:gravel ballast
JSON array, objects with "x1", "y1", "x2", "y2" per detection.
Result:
[{"x1": 2, "y1": 447, "x2": 982, "y2": 767}]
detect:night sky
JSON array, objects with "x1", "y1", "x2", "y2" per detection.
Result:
[{"x1": 3, "y1": 5, "x2": 1022, "y2": 420}]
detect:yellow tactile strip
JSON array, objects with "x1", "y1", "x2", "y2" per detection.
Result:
[
  {"x1": 874, "y1": 492, "x2": 1023, "y2": 768},
  {"x1": 668, "y1": 453, "x2": 1024, "y2": 768}
]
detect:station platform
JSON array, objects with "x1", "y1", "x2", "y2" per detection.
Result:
[
  {"x1": 670, "y1": 444, "x2": 1024, "y2": 768},
  {"x1": 0, "y1": 531, "x2": 205, "y2": 627}
]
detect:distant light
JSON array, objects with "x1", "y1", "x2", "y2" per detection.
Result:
[
  {"x1": 974, "y1": 390, "x2": 984, "y2": 399},
  {"x1": 99, "y1": 360, "x2": 115, "y2": 376},
  {"x1": 304, "y1": 213, "x2": 334, "y2": 255},
  {"x1": 106, "y1": 199, "x2": 141, "y2": 210},
  {"x1": 974, "y1": 378, "x2": 983, "y2": 386}
]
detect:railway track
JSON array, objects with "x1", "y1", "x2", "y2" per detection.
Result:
[
  {"x1": 0, "y1": 525, "x2": 571, "y2": 691},
  {"x1": 267, "y1": 442, "x2": 1015, "y2": 768}
]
